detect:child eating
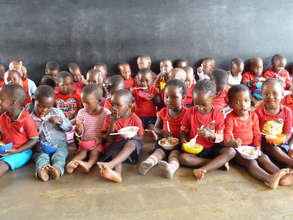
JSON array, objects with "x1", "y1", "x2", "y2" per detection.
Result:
[
  {"x1": 97, "y1": 89, "x2": 144, "y2": 183},
  {"x1": 68, "y1": 62, "x2": 86, "y2": 94},
  {"x1": 104, "y1": 75, "x2": 125, "y2": 110},
  {"x1": 225, "y1": 84, "x2": 290, "y2": 189},
  {"x1": 196, "y1": 58, "x2": 215, "y2": 81},
  {"x1": 31, "y1": 85, "x2": 72, "y2": 181},
  {"x1": 118, "y1": 62, "x2": 134, "y2": 89},
  {"x1": 66, "y1": 84, "x2": 110, "y2": 174},
  {"x1": 0, "y1": 84, "x2": 39, "y2": 176},
  {"x1": 179, "y1": 79, "x2": 235, "y2": 180},
  {"x1": 227, "y1": 58, "x2": 244, "y2": 86},
  {"x1": 155, "y1": 59, "x2": 173, "y2": 91},
  {"x1": 139, "y1": 80, "x2": 187, "y2": 178}
]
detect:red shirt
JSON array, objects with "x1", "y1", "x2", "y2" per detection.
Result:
[
  {"x1": 102, "y1": 113, "x2": 144, "y2": 142},
  {"x1": 242, "y1": 72, "x2": 265, "y2": 90},
  {"x1": 104, "y1": 97, "x2": 111, "y2": 110},
  {"x1": 73, "y1": 81, "x2": 85, "y2": 95},
  {"x1": 183, "y1": 84, "x2": 195, "y2": 107},
  {"x1": 132, "y1": 87, "x2": 159, "y2": 117},
  {"x1": 157, "y1": 107, "x2": 187, "y2": 138},
  {"x1": 0, "y1": 108, "x2": 39, "y2": 149},
  {"x1": 281, "y1": 94, "x2": 293, "y2": 114},
  {"x1": 124, "y1": 77, "x2": 135, "y2": 89},
  {"x1": 264, "y1": 68, "x2": 290, "y2": 90},
  {"x1": 213, "y1": 85, "x2": 230, "y2": 110},
  {"x1": 181, "y1": 107, "x2": 224, "y2": 149},
  {"x1": 55, "y1": 92, "x2": 82, "y2": 116},
  {"x1": 22, "y1": 78, "x2": 32, "y2": 107},
  {"x1": 0, "y1": 79, "x2": 4, "y2": 88},
  {"x1": 256, "y1": 104, "x2": 292, "y2": 136},
  {"x1": 224, "y1": 111, "x2": 261, "y2": 147}
]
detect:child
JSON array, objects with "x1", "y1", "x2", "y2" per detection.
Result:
[
  {"x1": 55, "y1": 71, "x2": 82, "y2": 123},
  {"x1": 31, "y1": 85, "x2": 72, "y2": 181},
  {"x1": 118, "y1": 62, "x2": 134, "y2": 89},
  {"x1": 137, "y1": 55, "x2": 152, "y2": 70},
  {"x1": 264, "y1": 54, "x2": 290, "y2": 90},
  {"x1": 45, "y1": 61, "x2": 60, "y2": 81},
  {"x1": 176, "y1": 59, "x2": 188, "y2": 68},
  {"x1": 155, "y1": 59, "x2": 173, "y2": 91},
  {"x1": 0, "y1": 84, "x2": 39, "y2": 176},
  {"x1": 168, "y1": 68, "x2": 187, "y2": 82},
  {"x1": 196, "y1": 58, "x2": 215, "y2": 81},
  {"x1": 132, "y1": 68, "x2": 160, "y2": 129},
  {"x1": 227, "y1": 58, "x2": 244, "y2": 86},
  {"x1": 225, "y1": 84, "x2": 290, "y2": 188},
  {"x1": 97, "y1": 89, "x2": 144, "y2": 183},
  {"x1": 104, "y1": 75, "x2": 125, "y2": 110},
  {"x1": 183, "y1": 66, "x2": 195, "y2": 108},
  {"x1": 0, "y1": 64, "x2": 6, "y2": 88},
  {"x1": 211, "y1": 69, "x2": 231, "y2": 114},
  {"x1": 139, "y1": 80, "x2": 187, "y2": 178},
  {"x1": 39, "y1": 75, "x2": 57, "y2": 89},
  {"x1": 68, "y1": 62, "x2": 86, "y2": 94},
  {"x1": 4, "y1": 70, "x2": 32, "y2": 107},
  {"x1": 93, "y1": 63, "x2": 108, "y2": 81},
  {"x1": 66, "y1": 84, "x2": 110, "y2": 174},
  {"x1": 242, "y1": 57, "x2": 265, "y2": 103},
  {"x1": 179, "y1": 79, "x2": 235, "y2": 180},
  {"x1": 256, "y1": 79, "x2": 293, "y2": 178}
]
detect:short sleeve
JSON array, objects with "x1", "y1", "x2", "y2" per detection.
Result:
[
  {"x1": 180, "y1": 109, "x2": 191, "y2": 132},
  {"x1": 283, "y1": 107, "x2": 292, "y2": 135},
  {"x1": 252, "y1": 113, "x2": 261, "y2": 147},
  {"x1": 215, "y1": 110, "x2": 225, "y2": 132},
  {"x1": 224, "y1": 114, "x2": 234, "y2": 141},
  {"x1": 24, "y1": 116, "x2": 39, "y2": 140},
  {"x1": 102, "y1": 115, "x2": 111, "y2": 133}
]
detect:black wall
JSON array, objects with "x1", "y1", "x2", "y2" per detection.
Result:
[{"x1": 1, "y1": 0, "x2": 293, "y2": 82}]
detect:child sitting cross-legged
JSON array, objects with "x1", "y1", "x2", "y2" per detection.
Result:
[
  {"x1": 31, "y1": 85, "x2": 72, "y2": 181},
  {"x1": 139, "y1": 80, "x2": 187, "y2": 178}
]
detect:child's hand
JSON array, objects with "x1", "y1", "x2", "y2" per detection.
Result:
[
  {"x1": 110, "y1": 108, "x2": 119, "y2": 123},
  {"x1": 197, "y1": 64, "x2": 203, "y2": 73},
  {"x1": 75, "y1": 121, "x2": 84, "y2": 135},
  {"x1": 81, "y1": 75, "x2": 88, "y2": 85},
  {"x1": 197, "y1": 127, "x2": 211, "y2": 138},
  {"x1": 288, "y1": 149, "x2": 293, "y2": 159},
  {"x1": 162, "y1": 130, "x2": 172, "y2": 138},
  {"x1": 2, "y1": 148, "x2": 19, "y2": 156},
  {"x1": 48, "y1": 116, "x2": 63, "y2": 125},
  {"x1": 230, "y1": 138, "x2": 242, "y2": 148}
]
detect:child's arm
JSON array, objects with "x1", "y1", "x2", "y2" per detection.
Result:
[
  {"x1": 154, "y1": 117, "x2": 171, "y2": 138},
  {"x1": 180, "y1": 130, "x2": 189, "y2": 144},
  {"x1": 103, "y1": 111, "x2": 119, "y2": 142},
  {"x1": 223, "y1": 115, "x2": 242, "y2": 148},
  {"x1": 5, "y1": 139, "x2": 38, "y2": 155},
  {"x1": 56, "y1": 109, "x2": 73, "y2": 132}
]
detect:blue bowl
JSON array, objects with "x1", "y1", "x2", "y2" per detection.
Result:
[
  {"x1": 0, "y1": 142, "x2": 13, "y2": 155},
  {"x1": 40, "y1": 142, "x2": 57, "y2": 154},
  {"x1": 255, "y1": 82, "x2": 262, "y2": 89}
]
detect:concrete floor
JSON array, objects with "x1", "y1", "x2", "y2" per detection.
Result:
[{"x1": 0, "y1": 143, "x2": 293, "y2": 220}]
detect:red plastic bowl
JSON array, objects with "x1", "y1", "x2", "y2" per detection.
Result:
[{"x1": 79, "y1": 140, "x2": 95, "y2": 150}]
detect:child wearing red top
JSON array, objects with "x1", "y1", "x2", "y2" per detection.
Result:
[
  {"x1": 139, "y1": 80, "x2": 187, "y2": 178},
  {"x1": 212, "y1": 69, "x2": 231, "y2": 114},
  {"x1": 0, "y1": 64, "x2": 5, "y2": 88},
  {"x1": 0, "y1": 84, "x2": 39, "y2": 177},
  {"x1": 55, "y1": 71, "x2": 82, "y2": 123},
  {"x1": 97, "y1": 89, "x2": 144, "y2": 183},
  {"x1": 264, "y1": 54, "x2": 290, "y2": 90},
  {"x1": 155, "y1": 59, "x2": 173, "y2": 91},
  {"x1": 179, "y1": 79, "x2": 235, "y2": 181},
  {"x1": 104, "y1": 75, "x2": 125, "y2": 110},
  {"x1": 132, "y1": 69, "x2": 160, "y2": 129},
  {"x1": 68, "y1": 63, "x2": 87, "y2": 94},
  {"x1": 118, "y1": 62, "x2": 134, "y2": 89},
  {"x1": 224, "y1": 84, "x2": 290, "y2": 189},
  {"x1": 281, "y1": 79, "x2": 293, "y2": 113},
  {"x1": 256, "y1": 79, "x2": 293, "y2": 186},
  {"x1": 183, "y1": 66, "x2": 195, "y2": 108}
]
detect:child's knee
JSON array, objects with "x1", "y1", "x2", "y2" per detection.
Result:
[
  {"x1": 258, "y1": 153, "x2": 270, "y2": 164},
  {"x1": 222, "y1": 147, "x2": 236, "y2": 158},
  {"x1": 179, "y1": 153, "x2": 190, "y2": 165},
  {"x1": 125, "y1": 141, "x2": 137, "y2": 151}
]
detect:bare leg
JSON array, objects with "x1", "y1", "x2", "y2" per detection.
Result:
[
  {"x1": 66, "y1": 150, "x2": 87, "y2": 174},
  {"x1": 193, "y1": 147, "x2": 236, "y2": 180},
  {"x1": 179, "y1": 153, "x2": 210, "y2": 167},
  {"x1": 139, "y1": 148, "x2": 165, "y2": 175},
  {"x1": 0, "y1": 161, "x2": 10, "y2": 177},
  {"x1": 79, "y1": 150, "x2": 100, "y2": 173},
  {"x1": 158, "y1": 150, "x2": 180, "y2": 179},
  {"x1": 264, "y1": 144, "x2": 293, "y2": 167},
  {"x1": 257, "y1": 153, "x2": 280, "y2": 174}
]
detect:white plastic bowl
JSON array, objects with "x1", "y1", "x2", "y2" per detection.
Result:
[
  {"x1": 118, "y1": 126, "x2": 139, "y2": 139},
  {"x1": 236, "y1": 146, "x2": 261, "y2": 160}
]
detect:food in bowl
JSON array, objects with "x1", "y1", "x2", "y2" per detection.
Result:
[
  {"x1": 158, "y1": 137, "x2": 179, "y2": 150},
  {"x1": 182, "y1": 141, "x2": 203, "y2": 154},
  {"x1": 236, "y1": 146, "x2": 260, "y2": 160}
]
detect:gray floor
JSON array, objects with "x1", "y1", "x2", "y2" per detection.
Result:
[{"x1": 0, "y1": 143, "x2": 293, "y2": 220}]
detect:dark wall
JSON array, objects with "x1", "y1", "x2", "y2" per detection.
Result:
[{"x1": 1, "y1": 0, "x2": 293, "y2": 82}]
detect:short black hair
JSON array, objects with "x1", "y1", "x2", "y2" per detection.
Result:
[
  {"x1": 112, "y1": 89, "x2": 133, "y2": 105},
  {"x1": 164, "y1": 79, "x2": 187, "y2": 96},
  {"x1": 272, "y1": 54, "x2": 286, "y2": 64},
  {"x1": 212, "y1": 69, "x2": 228, "y2": 85},
  {"x1": 45, "y1": 61, "x2": 60, "y2": 71},
  {"x1": 82, "y1": 83, "x2": 103, "y2": 99},
  {"x1": 262, "y1": 78, "x2": 283, "y2": 90},
  {"x1": 68, "y1": 62, "x2": 79, "y2": 70},
  {"x1": 231, "y1": 58, "x2": 244, "y2": 66},
  {"x1": 228, "y1": 84, "x2": 250, "y2": 102},
  {"x1": 39, "y1": 75, "x2": 56, "y2": 89},
  {"x1": 87, "y1": 68, "x2": 99, "y2": 77},
  {"x1": 34, "y1": 85, "x2": 55, "y2": 100},
  {"x1": 138, "y1": 68, "x2": 153, "y2": 78},
  {"x1": 57, "y1": 71, "x2": 73, "y2": 84},
  {"x1": 193, "y1": 79, "x2": 216, "y2": 97},
  {"x1": 1, "y1": 84, "x2": 27, "y2": 106},
  {"x1": 5, "y1": 69, "x2": 21, "y2": 78},
  {"x1": 108, "y1": 75, "x2": 125, "y2": 88}
]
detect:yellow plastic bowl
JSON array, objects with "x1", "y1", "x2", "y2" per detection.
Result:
[{"x1": 182, "y1": 142, "x2": 203, "y2": 154}]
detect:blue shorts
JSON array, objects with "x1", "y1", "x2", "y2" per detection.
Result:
[{"x1": 0, "y1": 149, "x2": 32, "y2": 171}]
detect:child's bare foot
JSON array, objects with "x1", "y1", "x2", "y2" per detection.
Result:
[
  {"x1": 66, "y1": 160, "x2": 79, "y2": 174},
  {"x1": 279, "y1": 169, "x2": 293, "y2": 186},
  {"x1": 158, "y1": 160, "x2": 175, "y2": 179},
  {"x1": 99, "y1": 164, "x2": 122, "y2": 183},
  {"x1": 193, "y1": 168, "x2": 207, "y2": 181},
  {"x1": 97, "y1": 162, "x2": 114, "y2": 170},
  {"x1": 268, "y1": 168, "x2": 290, "y2": 189},
  {"x1": 38, "y1": 165, "x2": 49, "y2": 182},
  {"x1": 78, "y1": 161, "x2": 92, "y2": 173},
  {"x1": 139, "y1": 160, "x2": 155, "y2": 175},
  {"x1": 47, "y1": 165, "x2": 61, "y2": 180},
  {"x1": 224, "y1": 162, "x2": 230, "y2": 171}
]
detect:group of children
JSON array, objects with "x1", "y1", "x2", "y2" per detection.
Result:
[{"x1": 0, "y1": 54, "x2": 293, "y2": 189}]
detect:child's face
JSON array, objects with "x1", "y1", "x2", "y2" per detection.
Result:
[
  {"x1": 34, "y1": 96, "x2": 54, "y2": 118},
  {"x1": 9, "y1": 61, "x2": 23, "y2": 77},
  {"x1": 229, "y1": 91, "x2": 251, "y2": 117},
  {"x1": 119, "y1": 64, "x2": 131, "y2": 80},
  {"x1": 164, "y1": 86, "x2": 184, "y2": 110},
  {"x1": 58, "y1": 76, "x2": 74, "y2": 95},
  {"x1": 231, "y1": 63, "x2": 244, "y2": 76},
  {"x1": 94, "y1": 65, "x2": 107, "y2": 79},
  {"x1": 139, "y1": 72, "x2": 153, "y2": 88},
  {"x1": 160, "y1": 60, "x2": 173, "y2": 73},
  {"x1": 81, "y1": 92, "x2": 101, "y2": 114},
  {"x1": 262, "y1": 82, "x2": 283, "y2": 110},
  {"x1": 137, "y1": 57, "x2": 151, "y2": 70},
  {"x1": 202, "y1": 60, "x2": 215, "y2": 75},
  {"x1": 169, "y1": 69, "x2": 186, "y2": 83},
  {"x1": 46, "y1": 69, "x2": 59, "y2": 80},
  {"x1": 193, "y1": 92, "x2": 214, "y2": 114},
  {"x1": 110, "y1": 83, "x2": 125, "y2": 95},
  {"x1": 0, "y1": 90, "x2": 13, "y2": 113},
  {"x1": 250, "y1": 60, "x2": 263, "y2": 76},
  {"x1": 185, "y1": 72, "x2": 194, "y2": 88},
  {"x1": 70, "y1": 67, "x2": 82, "y2": 82},
  {"x1": 272, "y1": 58, "x2": 286, "y2": 73},
  {"x1": 4, "y1": 71, "x2": 22, "y2": 85},
  {"x1": 111, "y1": 94, "x2": 131, "y2": 118},
  {"x1": 0, "y1": 65, "x2": 5, "y2": 79},
  {"x1": 87, "y1": 72, "x2": 104, "y2": 85}
]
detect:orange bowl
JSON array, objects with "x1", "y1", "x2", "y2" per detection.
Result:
[{"x1": 265, "y1": 134, "x2": 286, "y2": 145}]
